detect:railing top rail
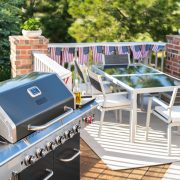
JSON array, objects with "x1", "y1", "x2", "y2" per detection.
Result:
[
  {"x1": 33, "y1": 52, "x2": 71, "y2": 78},
  {"x1": 48, "y1": 41, "x2": 166, "y2": 48}
]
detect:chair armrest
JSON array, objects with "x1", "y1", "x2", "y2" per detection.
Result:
[
  {"x1": 111, "y1": 91, "x2": 129, "y2": 96},
  {"x1": 152, "y1": 97, "x2": 170, "y2": 110}
]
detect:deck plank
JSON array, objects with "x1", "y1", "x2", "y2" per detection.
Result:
[{"x1": 80, "y1": 139, "x2": 170, "y2": 180}]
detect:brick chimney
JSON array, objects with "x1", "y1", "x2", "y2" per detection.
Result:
[
  {"x1": 9, "y1": 36, "x2": 49, "y2": 77},
  {"x1": 165, "y1": 35, "x2": 180, "y2": 78}
]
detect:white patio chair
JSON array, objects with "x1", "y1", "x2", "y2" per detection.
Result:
[
  {"x1": 102, "y1": 54, "x2": 131, "y2": 65},
  {"x1": 74, "y1": 60, "x2": 113, "y2": 96},
  {"x1": 87, "y1": 69, "x2": 132, "y2": 137},
  {"x1": 145, "y1": 87, "x2": 180, "y2": 155},
  {"x1": 102, "y1": 54, "x2": 131, "y2": 93}
]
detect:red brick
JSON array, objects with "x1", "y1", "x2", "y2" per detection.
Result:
[
  {"x1": 166, "y1": 44, "x2": 174, "y2": 49},
  {"x1": 166, "y1": 60, "x2": 172, "y2": 65},
  {"x1": 16, "y1": 45, "x2": 31, "y2": 50},
  {"x1": 20, "y1": 50, "x2": 28, "y2": 55},
  {"x1": 16, "y1": 55, "x2": 32, "y2": 59},
  {"x1": 31, "y1": 45, "x2": 48, "y2": 49}
]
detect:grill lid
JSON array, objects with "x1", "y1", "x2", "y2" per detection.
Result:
[{"x1": 0, "y1": 72, "x2": 74, "y2": 143}]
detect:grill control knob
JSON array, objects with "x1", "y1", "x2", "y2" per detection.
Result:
[
  {"x1": 55, "y1": 135, "x2": 66, "y2": 145},
  {"x1": 64, "y1": 130, "x2": 74, "y2": 139},
  {"x1": 64, "y1": 130, "x2": 69, "y2": 139},
  {"x1": 24, "y1": 155, "x2": 36, "y2": 166},
  {"x1": 36, "y1": 148, "x2": 46, "y2": 158},
  {"x1": 68, "y1": 130, "x2": 74, "y2": 138},
  {"x1": 46, "y1": 142, "x2": 56, "y2": 151},
  {"x1": 72, "y1": 125, "x2": 77, "y2": 133},
  {"x1": 73, "y1": 125, "x2": 81, "y2": 133}
]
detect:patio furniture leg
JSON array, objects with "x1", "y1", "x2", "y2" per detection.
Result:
[
  {"x1": 155, "y1": 52, "x2": 158, "y2": 69},
  {"x1": 129, "y1": 110, "x2": 132, "y2": 141},
  {"x1": 140, "y1": 94, "x2": 144, "y2": 110},
  {"x1": 98, "y1": 110, "x2": 105, "y2": 137},
  {"x1": 115, "y1": 110, "x2": 118, "y2": 122},
  {"x1": 130, "y1": 92, "x2": 137, "y2": 143},
  {"x1": 119, "y1": 110, "x2": 122, "y2": 123},
  {"x1": 161, "y1": 51, "x2": 164, "y2": 72},
  {"x1": 145, "y1": 97, "x2": 152, "y2": 141},
  {"x1": 167, "y1": 125, "x2": 172, "y2": 156}
]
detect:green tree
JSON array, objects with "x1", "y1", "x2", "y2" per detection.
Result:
[
  {"x1": 68, "y1": 0, "x2": 180, "y2": 42},
  {"x1": 0, "y1": 0, "x2": 24, "y2": 59}
]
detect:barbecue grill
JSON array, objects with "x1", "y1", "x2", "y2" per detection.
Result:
[{"x1": 0, "y1": 72, "x2": 97, "y2": 180}]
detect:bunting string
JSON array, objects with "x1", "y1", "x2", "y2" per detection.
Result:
[{"x1": 48, "y1": 43, "x2": 165, "y2": 66}]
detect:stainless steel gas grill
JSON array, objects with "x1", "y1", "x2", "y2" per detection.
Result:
[{"x1": 0, "y1": 72, "x2": 97, "y2": 180}]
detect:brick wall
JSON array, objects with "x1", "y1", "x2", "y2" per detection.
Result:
[
  {"x1": 9, "y1": 36, "x2": 49, "y2": 77},
  {"x1": 165, "y1": 35, "x2": 180, "y2": 78}
]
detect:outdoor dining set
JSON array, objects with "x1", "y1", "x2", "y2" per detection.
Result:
[{"x1": 74, "y1": 53, "x2": 180, "y2": 156}]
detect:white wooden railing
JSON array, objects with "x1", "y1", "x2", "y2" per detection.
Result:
[
  {"x1": 33, "y1": 52, "x2": 72, "y2": 90},
  {"x1": 49, "y1": 42, "x2": 166, "y2": 48}
]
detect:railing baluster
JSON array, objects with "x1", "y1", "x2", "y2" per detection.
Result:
[{"x1": 32, "y1": 52, "x2": 72, "y2": 90}]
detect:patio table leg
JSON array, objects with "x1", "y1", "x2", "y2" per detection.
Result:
[{"x1": 130, "y1": 92, "x2": 137, "y2": 143}]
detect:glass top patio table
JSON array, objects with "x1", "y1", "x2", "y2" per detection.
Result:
[{"x1": 93, "y1": 64, "x2": 180, "y2": 91}]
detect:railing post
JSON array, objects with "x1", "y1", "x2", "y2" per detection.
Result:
[{"x1": 9, "y1": 36, "x2": 49, "y2": 77}]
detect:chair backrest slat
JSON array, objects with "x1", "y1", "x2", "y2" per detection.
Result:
[
  {"x1": 87, "y1": 70, "x2": 104, "y2": 93},
  {"x1": 161, "y1": 88, "x2": 180, "y2": 105},
  {"x1": 169, "y1": 87, "x2": 179, "y2": 108},
  {"x1": 74, "y1": 60, "x2": 86, "y2": 82},
  {"x1": 103, "y1": 54, "x2": 130, "y2": 65}
]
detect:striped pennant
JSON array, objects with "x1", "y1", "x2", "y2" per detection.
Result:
[
  {"x1": 152, "y1": 45, "x2": 165, "y2": 52},
  {"x1": 130, "y1": 45, "x2": 142, "y2": 60},
  {"x1": 63, "y1": 76, "x2": 70, "y2": 84},
  {"x1": 92, "y1": 46, "x2": 103, "y2": 63},
  {"x1": 49, "y1": 47, "x2": 56, "y2": 60},
  {"x1": 117, "y1": 46, "x2": 129, "y2": 55},
  {"x1": 141, "y1": 44, "x2": 153, "y2": 58},
  {"x1": 104, "y1": 46, "x2": 115, "y2": 55},
  {"x1": 62, "y1": 47, "x2": 75, "y2": 63},
  {"x1": 55, "y1": 47, "x2": 62, "y2": 64},
  {"x1": 78, "y1": 47, "x2": 89, "y2": 64}
]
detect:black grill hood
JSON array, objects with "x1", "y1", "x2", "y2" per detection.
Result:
[{"x1": 0, "y1": 72, "x2": 74, "y2": 143}]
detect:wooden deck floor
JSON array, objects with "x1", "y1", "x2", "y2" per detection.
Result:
[{"x1": 80, "y1": 139, "x2": 170, "y2": 180}]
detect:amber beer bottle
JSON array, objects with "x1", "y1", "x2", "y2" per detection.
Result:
[{"x1": 74, "y1": 79, "x2": 82, "y2": 105}]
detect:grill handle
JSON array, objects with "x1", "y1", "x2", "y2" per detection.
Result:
[
  {"x1": 42, "y1": 169, "x2": 54, "y2": 180},
  {"x1": 59, "y1": 148, "x2": 80, "y2": 162},
  {"x1": 28, "y1": 106, "x2": 73, "y2": 131}
]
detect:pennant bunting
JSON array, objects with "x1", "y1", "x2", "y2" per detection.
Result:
[
  {"x1": 92, "y1": 46, "x2": 103, "y2": 63},
  {"x1": 55, "y1": 47, "x2": 61, "y2": 64},
  {"x1": 130, "y1": 45, "x2": 142, "y2": 60},
  {"x1": 49, "y1": 47, "x2": 56, "y2": 61},
  {"x1": 117, "y1": 46, "x2": 129, "y2": 55},
  {"x1": 62, "y1": 47, "x2": 75, "y2": 63},
  {"x1": 152, "y1": 45, "x2": 165, "y2": 52},
  {"x1": 141, "y1": 44, "x2": 153, "y2": 58},
  {"x1": 78, "y1": 47, "x2": 89, "y2": 64},
  {"x1": 104, "y1": 46, "x2": 115, "y2": 55}
]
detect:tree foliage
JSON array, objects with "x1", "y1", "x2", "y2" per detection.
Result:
[
  {"x1": 0, "y1": 0, "x2": 24, "y2": 58},
  {"x1": 68, "y1": 0, "x2": 180, "y2": 42}
]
